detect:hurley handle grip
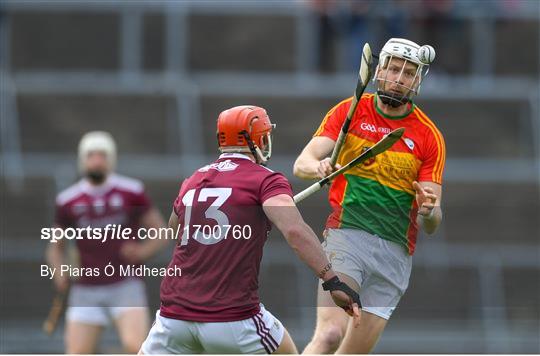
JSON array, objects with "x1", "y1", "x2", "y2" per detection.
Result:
[{"x1": 293, "y1": 182, "x2": 323, "y2": 204}]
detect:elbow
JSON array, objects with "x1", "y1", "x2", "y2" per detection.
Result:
[
  {"x1": 293, "y1": 157, "x2": 312, "y2": 180},
  {"x1": 283, "y1": 224, "x2": 306, "y2": 250},
  {"x1": 292, "y1": 158, "x2": 303, "y2": 178}
]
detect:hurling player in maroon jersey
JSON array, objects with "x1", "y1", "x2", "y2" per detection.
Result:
[
  {"x1": 140, "y1": 106, "x2": 360, "y2": 354},
  {"x1": 46, "y1": 131, "x2": 169, "y2": 353}
]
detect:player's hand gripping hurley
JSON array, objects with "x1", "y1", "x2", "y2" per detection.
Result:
[
  {"x1": 329, "y1": 43, "x2": 374, "y2": 167},
  {"x1": 294, "y1": 127, "x2": 405, "y2": 203}
]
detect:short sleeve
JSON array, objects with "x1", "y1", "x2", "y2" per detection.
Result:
[
  {"x1": 54, "y1": 203, "x2": 71, "y2": 228},
  {"x1": 313, "y1": 98, "x2": 351, "y2": 141},
  {"x1": 417, "y1": 128, "x2": 446, "y2": 184},
  {"x1": 259, "y1": 173, "x2": 293, "y2": 204}
]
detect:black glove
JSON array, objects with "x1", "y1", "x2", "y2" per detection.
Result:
[{"x1": 322, "y1": 276, "x2": 362, "y2": 309}]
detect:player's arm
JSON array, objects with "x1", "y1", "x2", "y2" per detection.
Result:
[
  {"x1": 122, "y1": 208, "x2": 169, "y2": 262},
  {"x1": 413, "y1": 181, "x2": 443, "y2": 235},
  {"x1": 139, "y1": 208, "x2": 170, "y2": 259},
  {"x1": 293, "y1": 136, "x2": 338, "y2": 180},
  {"x1": 263, "y1": 194, "x2": 360, "y2": 324},
  {"x1": 45, "y1": 228, "x2": 68, "y2": 293},
  {"x1": 263, "y1": 194, "x2": 334, "y2": 279}
]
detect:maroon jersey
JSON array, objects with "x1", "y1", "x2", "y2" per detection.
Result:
[
  {"x1": 55, "y1": 174, "x2": 152, "y2": 285},
  {"x1": 160, "y1": 153, "x2": 293, "y2": 322}
]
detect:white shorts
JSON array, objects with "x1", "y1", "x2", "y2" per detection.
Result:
[
  {"x1": 323, "y1": 228, "x2": 412, "y2": 320},
  {"x1": 141, "y1": 304, "x2": 285, "y2": 354},
  {"x1": 66, "y1": 278, "x2": 148, "y2": 326}
]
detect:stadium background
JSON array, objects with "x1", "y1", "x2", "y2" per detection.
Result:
[{"x1": 0, "y1": 0, "x2": 539, "y2": 353}]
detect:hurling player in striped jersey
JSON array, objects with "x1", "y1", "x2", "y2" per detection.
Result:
[{"x1": 294, "y1": 38, "x2": 446, "y2": 354}]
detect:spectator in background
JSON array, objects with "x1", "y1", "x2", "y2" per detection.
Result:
[
  {"x1": 46, "y1": 131, "x2": 169, "y2": 354},
  {"x1": 417, "y1": 0, "x2": 462, "y2": 74},
  {"x1": 347, "y1": 1, "x2": 409, "y2": 71},
  {"x1": 344, "y1": 0, "x2": 376, "y2": 71},
  {"x1": 308, "y1": 0, "x2": 410, "y2": 73},
  {"x1": 309, "y1": 0, "x2": 341, "y2": 72}
]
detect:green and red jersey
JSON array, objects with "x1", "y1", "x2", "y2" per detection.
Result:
[{"x1": 315, "y1": 94, "x2": 446, "y2": 255}]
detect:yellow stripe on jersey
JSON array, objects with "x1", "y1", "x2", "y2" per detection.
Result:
[
  {"x1": 414, "y1": 108, "x2": 446, "y2": 183},
  {"x1": 416, "y1": 108, "x2": 445, "y2": 181},
  {"x1": 337, "y1": 135, "x2": 422, "y2": 195},
  {"x1": 313, "y1": 94, "x2": 375, "y2": 137}
]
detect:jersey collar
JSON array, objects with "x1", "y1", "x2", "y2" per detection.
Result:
[
  {"x1": 218, "y1": 153, "x2": 252, "y2": 161},
  {"x1": 373, "y1": 95, "x2": 415, "y2": 120}
]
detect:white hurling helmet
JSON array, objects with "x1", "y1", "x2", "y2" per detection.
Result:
[
  {"x1": 78, "y1": 131, "x2": 117, "y2": 173},
  {"x1": 374, "y1": 38, "x2": 435, "y2": 107}
]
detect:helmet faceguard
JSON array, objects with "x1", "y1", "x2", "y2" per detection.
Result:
[
  {"x1": 374, "y1": 38, "x2": 435, "y2": 107},
  {"x1": 239, "y1": 127, "x2": 275, "y2": 165},
  {"x1": 216, "y1": 106, "x2": 275, "y2": 165}
]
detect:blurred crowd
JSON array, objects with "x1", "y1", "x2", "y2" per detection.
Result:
[{"x1": 307, "y1": 0, "x2": 538, "y2": 73}]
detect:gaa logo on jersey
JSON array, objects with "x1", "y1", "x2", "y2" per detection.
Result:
[{"x1": 360, "y1": 122, "x2": 377, "y2": 133}]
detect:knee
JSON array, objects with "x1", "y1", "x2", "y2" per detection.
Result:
[{"x1": 313, "y1": 323, "x2": 344, "y2": 352}]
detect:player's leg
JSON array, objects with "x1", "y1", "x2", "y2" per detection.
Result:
[
  {"x1": 335, "y1": 234, "x2": 413, "y2": 353},
  {"x1": 110, "y1": 278, "x2": 151, "y2": 353},
  {"x1": 304, "y1": 228, "x2": 364, "y2": 354},
  {"x1": 302, "y1": 272, "x2": 358, "y2": 354},
  {"x1": 64, "y1": 307, "x2": 106, "y2": 353},
  {"x1": 273, "y1": 327, "x2": 298, "y2": 354},
  {"x1": 113, "y1": 307, "x2": 151, "y2": 353},
  {"x1": 335, "y1": 310, "x2": 387, "y2": 354}
]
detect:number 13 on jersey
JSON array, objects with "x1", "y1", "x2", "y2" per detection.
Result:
[{"x1": 179, "y1": 187, "x2": 252, "y2": 246}]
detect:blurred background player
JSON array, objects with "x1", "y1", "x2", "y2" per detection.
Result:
[
  {"x1": 140, "y1": 106, "x2": 360, "y2": 354},
  {"x1": 46, "y1": 131, "x2": 168, "y2": 354},
  {"x1": 294, "y1": 38, "x2": 446, "y2": 353}
]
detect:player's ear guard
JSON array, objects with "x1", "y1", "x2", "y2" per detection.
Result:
[{"x1": 322, "y1": 276, "x2": 362, "y2": 309}]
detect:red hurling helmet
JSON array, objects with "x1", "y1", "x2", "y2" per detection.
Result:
[{"x1": 216, "y1": 105, "x2": 275, "y2": 165}]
